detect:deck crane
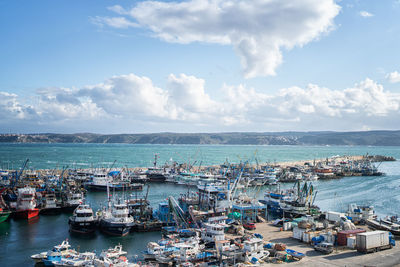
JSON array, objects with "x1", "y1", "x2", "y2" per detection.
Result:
[
  {"x1": 12, "y1": 159, "x2": 29, "y2": 186},
  {"x1": 253, "y1": 149, "x2": 260, "y2": 171},
  {"x1": 107, "y1": 160, "x2": 117, "y2": 173},
  {"x1": 57, "y1": 165, "x2": 69, "y2": 191}
]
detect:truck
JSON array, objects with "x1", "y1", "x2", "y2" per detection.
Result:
[{"x1": 356, "y1": 231, "x2": 392, "y2": 253}]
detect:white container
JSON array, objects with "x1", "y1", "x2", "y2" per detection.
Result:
[
  {"x1": 356, "y1": 231, "x2": 390, "y2": 253},
  {"x1": 326, "y1": 211, "x2": 345, "y2": 223},
  {"x1": 292, "y1": 227, "x2": 305, "y2": 240},
  {"x1": 347, "y1": 236, "x2": 356, "y2": 249}
]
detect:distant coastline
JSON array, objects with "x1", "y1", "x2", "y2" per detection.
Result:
[{"x1": 1, "y1": 130, "x2": 400, "y2": 146}]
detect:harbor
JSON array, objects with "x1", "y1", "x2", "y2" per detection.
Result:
[
  {"x1": 1, "y1": 144, "x2": 400, "y2": 266},
  {"x1": 3, "y1": 0, "x2": 400, "y2": 265}
]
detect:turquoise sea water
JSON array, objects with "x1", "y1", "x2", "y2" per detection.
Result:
[
  {"x1": 1, "y1": 143, "x2": 400, "y2": 169},
  {"x1": 0, "y1": 144, "x2": 400, "y2": 266}
]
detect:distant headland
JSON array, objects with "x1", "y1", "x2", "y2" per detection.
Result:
[{"x1": 1, "y1": 130, "x2": 400, "y2": 146}]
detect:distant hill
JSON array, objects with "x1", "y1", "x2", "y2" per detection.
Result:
[{"x1": 1, "y1": 131, "x2": 400, "y2": 146}]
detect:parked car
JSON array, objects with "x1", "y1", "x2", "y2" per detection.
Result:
[
  {"x1": 243, "y1": 223, "x2": 256, "y2": 230},
  {"x1": 314, "y1": 242, "x2": 334, "y2": 254}
]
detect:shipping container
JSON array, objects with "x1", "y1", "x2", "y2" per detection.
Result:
[
  {"x1": 337, "y1": 229, "x2": 366, "y2": 246},
  {"x1": 356, "y1": 231, "x2": 391, "y2": 253}
]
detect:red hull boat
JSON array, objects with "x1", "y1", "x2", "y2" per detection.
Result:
[{"x1": 14, "y1": 208, "x2": 40, "y2": 220}]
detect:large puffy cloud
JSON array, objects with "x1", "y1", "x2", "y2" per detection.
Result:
[
  {"x1": 79, "y1": 74, "x2": 172, "y2": 119},
  {"x1": 97, "y1": 0, "x2": 340, "y2": 78},
  {"x1": 273, "y1": 79, "x2": 400, "y2": 119},
  {"x1": 35, "y1": 87, "x2": 106, "y2": 122},
  {"x1": 1, "y1": 74, "x2": 400, "y2": 132}
]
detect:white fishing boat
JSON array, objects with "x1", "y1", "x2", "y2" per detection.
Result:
[
  {"x1": 241, "y1": 237, "x2": 270, "y2": 264},
  {"x1": 41, "y1": 193, "x2": 62, "y2": 215},
  {"x1": 53, "y1": 252, "x2": 96, "y2": 267},
  {"x1": 93, "y1": 245, "x2": 132, "y2": 267},
  {"x1": 99, "y1": 199, "x2": 135, "y2": 236}
]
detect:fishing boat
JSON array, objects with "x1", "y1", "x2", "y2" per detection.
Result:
[
  {"x1": 86, "y1": 172, "x2": 136, "y2": 191},
  {"x1": 62, "y1": 191, "x2": 83, "y2": 212},
  {"x1": 53, "y1": 252, "x2": 96, "y2": 267},
  {"x1": 129, "y1": 173, "x2": 149, "y2": 184},
  {"x1": 146, "y1": 154, "x2": 167, "y2": 182},
  {"x1": 93, "y1": 244, "x2": 129, "y2": 266},
  {"x1": 146, "y1": 168, "x2": 167, "y2": 182},
  {"x1": 0, "y1": 207, "x2": 11, "y2": 223},
  {"x1": 68, "y1": 204, "x2": 98, "y2": 234},
  {"x1": 31, "y1": 239, "x2": 77, "y2": 265},
  {"x1": 347, "y1": 203, "x2": 377, "y2": 224},
  {"x1": 240, "y1": 237, "x2": 270, "y2": 264},
  {"x1": 85, "y1": 172, "x2": 111, "y2": 191},
  {"x1": 40, "y1": 193, "x2": 62, "y2": 215},
  {"x1": 14, "y1": 187, "x2": 40, "y2": 220},
  {"x1": 366, "y1": 218, "x2": 400, "y2": 236},
  {"x1": 142, "y1": 240, "x2": 180, "y2": 261},
  {"x1": 99, "y1": 199, "x2": 135, "y2": 236},
  {"x1": 42, "y1": 250, "x2": 62, "y2": 266}
]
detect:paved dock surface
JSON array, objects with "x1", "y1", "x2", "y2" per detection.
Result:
[{"x1": 247, "y1": 222, "x2": 400, "y2": 266}]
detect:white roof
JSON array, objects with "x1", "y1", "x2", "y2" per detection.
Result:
[{"x1": 357, "y1": 230, "x2": 388, "y2": 236}]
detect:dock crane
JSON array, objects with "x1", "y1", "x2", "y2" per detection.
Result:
[
  {"x1": 228, "y1": 161, "x2": 247, "y2": 202},
  {"x1": 168, "y1": 196, "x2": 189, "y2": 229}
]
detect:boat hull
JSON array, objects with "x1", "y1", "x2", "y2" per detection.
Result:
[
  {"x1": 86, "y1": 184, "x2": 134, "y2": 191},
  {"x1": 14, "y1": 208, "x2": 40, "y2": 220},
  {"x1": 146, "y1": 173, "x2": 166, "y2": 182},
  {"x1": 99, "y1": 219, "x2": 134, "y2": 236},
  {"x1": 131, "y1": 221, "x2": 163, "y2": 232},
  {"x1": 366, "y1": 219, "x2": 400, "y2": 236},
  {"x1": 0, "y1": 211, "x2": 11, "y2": 223},
  {"x1": 40, "y1": 207, "x2": 62, "y2": 215},
  {"x1": 69, "y1": 218, "x2": 97, "y2": 234},
  {"x1": 62, "y1": 204, "x2": 80, "y2": 213}
]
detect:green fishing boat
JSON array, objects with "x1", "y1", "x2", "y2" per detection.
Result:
[{"x1": 0, "y1": 208, "x2": 11, "y2": 223}]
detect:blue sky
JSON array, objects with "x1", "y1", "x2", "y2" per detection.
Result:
[{"x1": 1, "y1": 0, "x2": 400, "y2": 133}]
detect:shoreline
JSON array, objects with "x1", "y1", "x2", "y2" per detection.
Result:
[{"x1": 3, "y1": 154, "x2": 392, "y2": 173}]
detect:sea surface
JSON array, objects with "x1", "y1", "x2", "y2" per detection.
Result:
[{"x1": 0, "y1": 143, "x2": 400, "y2": 266}]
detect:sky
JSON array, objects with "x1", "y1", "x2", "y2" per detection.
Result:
[{"x1": 1, "y1": 0, "x2": 400, "y2": 133}]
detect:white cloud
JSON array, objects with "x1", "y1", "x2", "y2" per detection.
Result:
[
  {"x1": 386, "y1": 71, "x2": 400, "y2": 83},
  {"x1": 359, "y1": 11, "x2": 374, "y2": 17},
  {"x1": 1, "y1": 74, "x2": 400, "y2": 132},
  {"x1": 0, "y1": 92, "x2": 34, "y2": 120},
  {"x1": 101, "y1": 0, "x2": 340, "y2": 78},
  {"x1": 107, "y1": 5, "x2": 129, "y2": 15},
  {"x1": 90, "y1": 16, "x2": 138, "y2": 29},
  {"x1": 79, "y1": 74, "x2": 172, "y2": 119}
]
